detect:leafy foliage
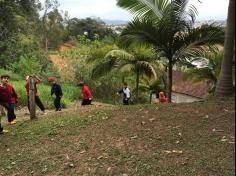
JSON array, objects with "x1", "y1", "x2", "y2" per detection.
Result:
[{"x1": 117, "y1": 0, "x2": 225, "y2": 102}]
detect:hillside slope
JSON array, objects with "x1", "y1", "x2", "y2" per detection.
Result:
[{"x1": 0, "y1": 97, "x2": 235, "y2": 176}]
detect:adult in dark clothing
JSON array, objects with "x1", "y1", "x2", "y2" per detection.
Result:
[
  {"x1": 0, "y1": 74, "x2": 18, "y2": 124},
  {"x1": 25, "y1": 75, "x2": 46, "y2": 114},
  {"x1": 48, "y1": 76, "x2": 63, "y2": 111}
]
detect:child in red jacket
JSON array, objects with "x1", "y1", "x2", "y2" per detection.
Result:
[
  {"x1": 0, "y1": 74, "x2": 18, "y2": 124},
  {"x1": 159, "y1": 92, "x2": 168, "y2": 103},
  {"x1": 78, "y1": 82, "x2": 93, "y2": 106}
]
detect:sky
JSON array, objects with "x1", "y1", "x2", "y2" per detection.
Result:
[{"x1": 42, "y1": 0, "x2": 229, "y2": 21}]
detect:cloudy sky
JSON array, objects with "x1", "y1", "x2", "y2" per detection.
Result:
[{"x1": 42, "y1": 0, "x2": 229, "y2": 21}]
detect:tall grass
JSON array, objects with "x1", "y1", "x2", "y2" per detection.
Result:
[{"x1": 11, "y1": 81, "x2": 81, "y2": 109}]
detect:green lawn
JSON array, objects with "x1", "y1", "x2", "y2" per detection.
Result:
[{"x1": 0, "y1": 97, "x2": 235, "y2": 176}]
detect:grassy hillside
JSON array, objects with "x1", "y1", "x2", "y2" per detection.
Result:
[
  {"x1": 12, "y1": 81, "x2": 80, "y2": 109},
  {"x1": 0, "y1": 97, "x2": 235, "y2": 176}
]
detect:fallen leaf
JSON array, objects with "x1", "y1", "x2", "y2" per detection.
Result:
[
  {"x1": 149, "y1": 118, "x2": 156, "y2": 122},
  {"x1": 131, "y1": 135, "x2": 138, "y2": 139}
]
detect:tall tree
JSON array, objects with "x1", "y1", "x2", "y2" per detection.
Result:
[
  {"x1": 117, "y1": 0, "x2": 224, "y2": 102},
  {"x1": 215, "y1": 0, "x2": 235, "y2": 96},
  {"x1": 0, "y1": 0, "x2": 40, "y2": 67},
  {"x1": 67, "y1": 18, "x2": 113, "y2": 40}
]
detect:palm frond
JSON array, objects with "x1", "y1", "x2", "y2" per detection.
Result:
[
  {"x1": 91, "y1": 57, "x2": 118, "y2": 78},
  {"x1": 117, "y1": 0, "x2": 166, "y2": 19},
  {"x1": 105, "y1": 49, "x2": 134, "y2": 61},
  {"x1": 119, "y1": 18, "x2": 161, "y2": 48},
  {"x1": 172, "y1": 24, "x2": 224, "y2": 62}
]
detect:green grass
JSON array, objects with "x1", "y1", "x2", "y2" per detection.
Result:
[
  {"x1": 0, "y1": 97, "x2": 234, "y2": 176},
  {"x1": 11, "y1": 81, "x2": 81, "y2": 108}
]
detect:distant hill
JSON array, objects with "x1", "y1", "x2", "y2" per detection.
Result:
[{"x1": 103, "y1": 19, "x2": 129, "y2": 25}]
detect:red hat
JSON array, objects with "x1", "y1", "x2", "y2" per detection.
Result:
[{"x1": 48, "y1": 76, "x2": 56, "y2": 82}]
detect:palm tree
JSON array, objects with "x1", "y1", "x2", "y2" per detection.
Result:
[
  {"x1": 215, "y1": 0, "x2": 235, "y2": 96},
  {"x1": 91, "y1": 44, "x2": 157, "y2": 101},
  {"x1": 117, "y1": 0, "x2": 224, "y2": 102},
  {"x1": 183, "y1": 50, "x2": 223, "y2": 93}
]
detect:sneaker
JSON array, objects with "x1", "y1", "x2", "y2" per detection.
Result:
[
  {"x1": 43, "y1": 111, "x2": 47, "y2": 115},
  {"x1": 3, "y1": 129, "x2": 8, "y2": 133},
  {"x1": 9, "y1": 120, "x2": 16, "y2": 125},
  {"x1": 0, "y1": 129, "x2": 8, "y2": 134}
]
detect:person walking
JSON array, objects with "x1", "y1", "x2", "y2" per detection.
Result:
[
  {"x1": 25, "y1": 75, "x2": 47, "y2": 115},
  {"x1": 118, "y1": 82, "x2": 131, "y2": 105},
  {"x1": 78, "y1": 82, "x2": 93, "y2": 106},
  {"x1": 48, "y1": 76, "x2": 63, "y2": 111},
  {"x1": 0, "y1": 74, "x2": 18, "y2": 124}
]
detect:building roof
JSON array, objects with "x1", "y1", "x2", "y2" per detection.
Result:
[{"x1": 172, "y1": 71, "x2": 210, "y2": 98}]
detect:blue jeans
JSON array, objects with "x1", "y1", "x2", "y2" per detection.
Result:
[{"x1": 3, "y1": 104, "x2": 16, "y2": 122}]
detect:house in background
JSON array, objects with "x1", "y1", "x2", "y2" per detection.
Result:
[
  {"x1": 171, "y1": 71, "x2": 210, "y2": 103},
  {"x1": 151, "y1": 71, "x2": 210, "y2": 103}
]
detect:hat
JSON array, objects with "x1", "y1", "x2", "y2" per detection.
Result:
[
  {"x1": 48, "y1": 76, "x2": 56, "y2": 82},
  {"x1": 1, "y1": 74, "x2": 10, "y2": 79}
]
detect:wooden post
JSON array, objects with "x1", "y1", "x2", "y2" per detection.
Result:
[{"x1": 29, "y1": 76, "x2": 36, "y2": 119}]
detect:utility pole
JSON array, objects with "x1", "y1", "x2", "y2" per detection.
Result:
[{"x1": 29, "y1": 76, "x2": 36, "y2": 119}]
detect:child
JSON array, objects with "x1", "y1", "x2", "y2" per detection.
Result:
[
  {"x1": 78, "y1": 82, "x2": 93, "y2": 106},
  {"x1": 48, "y1": 76, "x2": 63, "y2": 111},
  {"x1": 118, "y1": 82, "x2": 131, "y2": 105},
  {"x1": 159, "y1": 92, "x2": 168, "y2": 103},
  {"x1": 0, "y1": 74, "x2": 18, "y2": 124},
  {"x1": 25, "y1": 75, "x2": 47, "y2": 114}
]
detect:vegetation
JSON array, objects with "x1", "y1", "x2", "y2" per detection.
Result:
[
  {"x1": 117, "y1": 0, "x2": 225, "y2": 102},
  {"x1": 183, "y1": 50, "x2": 224, "y2": 93},
  {"x1": 0, "y1": 1, "x2": 235, "y2": 176}
]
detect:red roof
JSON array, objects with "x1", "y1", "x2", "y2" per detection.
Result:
[{"x1": 172, "y1": 71, "x2": 209, "y2": 98}]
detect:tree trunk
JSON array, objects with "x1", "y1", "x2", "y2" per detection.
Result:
[
  {"x1": 149, "y1": 91, "x2": 152, "y2": 104},
  {"x1": 215, "y1": 0, "x2": 235, "y2": 96},
  {"x1": 45, "y1": 38, "x2": 48, "y2": 52},
  {"x1": 29, "y1": 77, "x2": 36, "y2": 119},
  {"x1": 136, "y1": 69, "x2": 140, "y2": 103},
  {"x1": 167, "y1": 59, "x2": 173, "y2": 103}
]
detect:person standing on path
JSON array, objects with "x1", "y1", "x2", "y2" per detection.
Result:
[
  {"x1": 78, "y1": 82, "x2": 93, "y2": 106},
  {"x1": 118, "y1": 82, "x2": 131, "y2": 105},
  {"x1": 0, "y1": 74, "x2": 18, "y2": 124},
  {"x1": 25, "y1": 75, "x2": 47, "y2": 115},
  {"x1": 48, "y1": 76, "x2": 63, "y2": 111}
]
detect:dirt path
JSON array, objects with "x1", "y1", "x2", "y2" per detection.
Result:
[{"x1": 1, "y1": 101, "x2": 114, "y2": 126}]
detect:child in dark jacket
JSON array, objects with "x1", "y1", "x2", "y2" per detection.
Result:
[
  {"x1": 0, "y1": 74, "x2": 18, "y2": 124},
  {"x1": 48, "y1": 76, "x2": 63, "y2": 111}
]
